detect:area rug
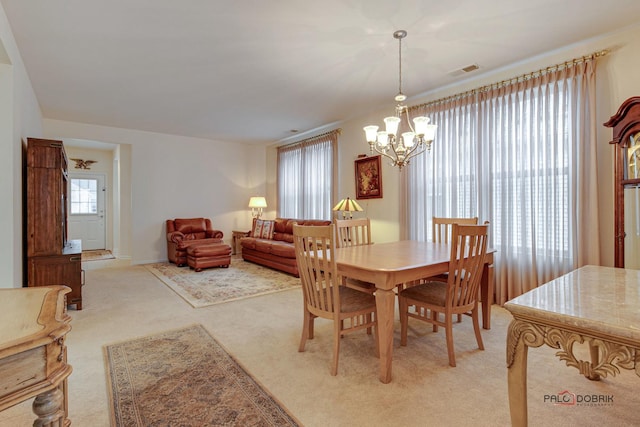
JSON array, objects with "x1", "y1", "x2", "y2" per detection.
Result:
[
  {"x1": 82, "y1": 249, "x2": 115, "y2": 261},
  {"x1": 145, "y1": 257, "x2": 300, "y2": 308},
  {"x1": 105, "y1": 324, "x2": 299, "y2": 427}
]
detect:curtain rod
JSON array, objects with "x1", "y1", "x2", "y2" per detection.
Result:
[
  {"x1": 409, "y1": 49, "x2": 609, "y2": 111},
  {"x1": 278, "y1": 128, "x2": 342, "y2": 149}
]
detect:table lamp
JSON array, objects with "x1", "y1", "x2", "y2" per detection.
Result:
[
  {"x1": 332, "y1": 197, "x2": 363, "y2": 219},
  {"x1": 248, "y1": 196, "x2": 267, "y2": 219}
]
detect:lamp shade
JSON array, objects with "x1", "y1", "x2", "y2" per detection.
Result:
[
  {"x1": 248, "y1": 197, "x2": 267, "y2": 208},
  {"x1": 332, "y1": 197, "x2": 363, "y2": 212}
]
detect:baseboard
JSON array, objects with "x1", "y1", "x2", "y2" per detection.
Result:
[{"x1": 82, "y1": 258, "x2": 131, "y2": 271}]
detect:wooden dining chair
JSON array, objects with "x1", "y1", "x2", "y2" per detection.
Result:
[
  {"x1": 335, "y1": 218, "x2": 376, "y2": 294},
  {"x1": 432, "y1": 216, "x2": 479, "y2": 244},
  {"x1": 399, "y1": 222, "x2": 489, "y2": 367},
  {"x1": 402, "y1": 217, "x2": 478, "y2": 291},
  {"x1": 293, "y1": 224, "x2": 379, "y2": 376},
  {"x1": 420, "y1": 216, "x2": 480, "y2": 323},
  {"x1": 335, "y1": 218, "x2": 371, "y2": 247}
]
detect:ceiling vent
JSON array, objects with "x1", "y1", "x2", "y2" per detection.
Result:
[{"x1": 448, "y1": 63, "x2": 480, "y2": 77}]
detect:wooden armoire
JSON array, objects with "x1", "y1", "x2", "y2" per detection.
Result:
[{"x1": 26, "y1": 138, "x2": 83, "y2": 309}]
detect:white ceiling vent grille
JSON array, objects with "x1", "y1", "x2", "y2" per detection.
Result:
[{"x1": 448, "y1": 63, "x2": 480, "y2": 77}]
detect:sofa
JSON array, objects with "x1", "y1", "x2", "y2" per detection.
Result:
[
  {"x1": 166, "y1": 218, "x2": 224, "y2": 266},
  {"x1": 240, "y1": 217, "x2": 332, "y2": 276}
]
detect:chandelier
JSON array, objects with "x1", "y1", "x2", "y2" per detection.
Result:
[{"x1": 363, "y1": 30, "x2": 437, "y2": 170}]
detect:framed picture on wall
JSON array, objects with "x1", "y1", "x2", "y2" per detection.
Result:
[{"x1": 355, "y1": 155, "x2": 383, "y2": 199}]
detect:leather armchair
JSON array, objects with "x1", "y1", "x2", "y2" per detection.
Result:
[{"x1": 166, "y1": 218, "x2": 224, "y2": 266}]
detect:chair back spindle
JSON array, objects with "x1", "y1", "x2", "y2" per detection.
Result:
[
  {"x1": 335, "y1": 218, "x2": 372, "y2": 248},
  {"x1": 432, "y1": 216, "x2": 478, "y2": 244}
]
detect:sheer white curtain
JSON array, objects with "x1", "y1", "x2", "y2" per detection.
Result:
[
  {"x1": 405, "y1": 94, "x2": 478, "y2": 241},
  {"x1": 404, "y1": 59, "x2": 600, "y2": 302},
  {"x1": 277, "y1": 131, "x2": 338, "y2": 220}
]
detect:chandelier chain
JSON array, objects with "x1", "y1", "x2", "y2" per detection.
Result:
[{"x1": 398, "y1": 33, "x2": 403, "y2": 97}]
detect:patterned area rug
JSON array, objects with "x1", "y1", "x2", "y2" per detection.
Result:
[
  {"x1": 145, "y1": 257, "x2": 300, "y2": 308},
  {"x1": 82, "y1": 249, "x2": 115, "y2": 261},
  {"x1": 105, "y1": 324, "x2": 299, "y2": 427}
]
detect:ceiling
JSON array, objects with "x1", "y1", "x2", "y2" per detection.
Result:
[{"x1": 3, "y1": 1, "x2": 640, "y2": 145}]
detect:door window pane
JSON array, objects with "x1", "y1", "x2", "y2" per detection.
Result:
[{"x1": 70, "y1": 178, "x2": 98, "y2": 214}]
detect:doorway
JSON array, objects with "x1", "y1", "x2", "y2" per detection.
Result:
[{"x1": 68, "y1": 173, "x2": 106, "y2": 250}]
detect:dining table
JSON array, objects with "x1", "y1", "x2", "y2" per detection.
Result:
[{"x1": 333, "y1": 240, "x2": 495, "y2": 384}]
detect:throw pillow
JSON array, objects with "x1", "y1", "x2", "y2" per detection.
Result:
[
  {"x1": 260, "y1": 220, "x2": 275, "y2": 239},
  {"x1": 252, "y1": 219, "x2": 265, "y2": 238}
]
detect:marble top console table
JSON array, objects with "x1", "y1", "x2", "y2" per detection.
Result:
[
  {"x1": 504, "y1": 265, "x2": 640, "y2": 426},
  {"x1": 0, "y1": 285, "x2": 72, "y2": 426}
]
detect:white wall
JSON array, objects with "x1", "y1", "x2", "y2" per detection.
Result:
[
  {"x1": 44, "y1": 119, "x2": 266, "y2": 264},
  {"x1": 6, "y1": 1, "x2": 640, "y2": 271},
  {"x1": 268, "y1": 23, "x2": 640, "y2": 263},
  {"x1": 0, "y1": 5, "x2": 43, "y2": 288}
]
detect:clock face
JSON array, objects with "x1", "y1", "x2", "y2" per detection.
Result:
[{"x1": 628, "y1": 133, "x2": 640, "y2": 179}]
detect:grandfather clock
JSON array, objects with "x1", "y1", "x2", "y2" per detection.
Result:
[{"x1": 604, "y1": 96, "x2": 640, "y2": 268}]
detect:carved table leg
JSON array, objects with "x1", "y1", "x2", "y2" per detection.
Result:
[
  {"x1": 32, "y1": 385, "x2": 67, "y2": 427},
  {"x1": 587, "y1": 340, "x2": 601, "y2": 380},
  {"x1": 507, "y1": 328, "x2": 529, "y2": 427}
]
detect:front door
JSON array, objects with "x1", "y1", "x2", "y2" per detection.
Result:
[{"x1": 68, "y1": 174, "x2": 106, "y2": 250}]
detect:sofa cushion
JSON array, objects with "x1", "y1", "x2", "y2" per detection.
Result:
[
  {"x1": 241, "y1": 237, "x2": 257, "y2": 250},
  {"x1": 269, "y1": 240, "x2": 296, "y2": 258},
  {"x1": 254, "y1": 239, "x2": 274, "y2": 254},
  {"x1": 273, "y1": 231, "x2": 294, "y2": 243},
  {"x1": 273, "y1": 218, "x2": 290, "y2": 234}
]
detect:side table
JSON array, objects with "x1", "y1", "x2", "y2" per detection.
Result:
[
  {"x1": 231, "y1": 230, "x2": 249, "y2": 255},
  {"x1": 504, "y1": 266, "x2": 640, "y2": 426}
]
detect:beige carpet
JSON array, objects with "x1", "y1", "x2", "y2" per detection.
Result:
[
  {"x1": 105, "y1": 324, "x2": 299, "y2": 427},
  {"x1": 145, "y1": 257, "x2": 300, "y2": 308},
  {"x1": 1, "y1": 265, "x2": 637, "y2": 427},
  {"x1": 82, "y1": 249, "x2": 115, "y2": 261}
]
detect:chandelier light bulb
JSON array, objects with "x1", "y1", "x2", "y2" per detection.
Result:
[
  {"x1": 384, "y1": 116, "x2": 401, "y2": 135},
  {"x1": 377, "y1": 131, "x2": 389, "y2": 146},
  {"x1": 402, "y1": 132, "x2": 416, "y2": 147},
  {"x1": 363, "y1": 125, "x2": 379, "y2": 142},
  {"x1": 412, "y1": 116, "x2": 430, "y2": 136}
]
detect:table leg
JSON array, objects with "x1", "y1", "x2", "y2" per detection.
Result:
[
  {"x1": 231, "y1": 234, "x2": 238, "y2": 255},
  {"x1": 507, "y1": 321, "x2": 529, "y2": 427},
  {"x1": 32, "y1": 385, "x2": 68, "y2": 427},
  {"x1": 587, "y1": 341, "x2": 601, "y2": 380},
  {"x1": 480, "y1": 261, "x2": 494, "y2": 330},
  {"x1": 375, "y1": 288, "x2": 395, "y2": 384}
]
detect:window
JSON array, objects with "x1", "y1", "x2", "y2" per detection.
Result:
[
  {"x1": 277, "y1": 130, "x2": 338, "y2": 220},
  {"x1": 70, "y1": 178, "x2": 98, "y2": 214},
  {"x1": 405, "y1": 59, "x2": 600, "y2": 302}
]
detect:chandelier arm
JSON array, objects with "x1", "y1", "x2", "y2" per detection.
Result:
[
  {"x1": 371, "y1": 146, "x2": 401, "y2": 165},
  {"x1": 404, "y1": 109, "x2": 416, "y2": 134},
  {"x1": 403, "y1": 142, "x2": 427, "y2": 162},
  {"x1": 388, "y1": 139, "x2": 403, "y2": 159},
  {"x1": 388, "y1": 139, "x2": 412, "y2": 167}
]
